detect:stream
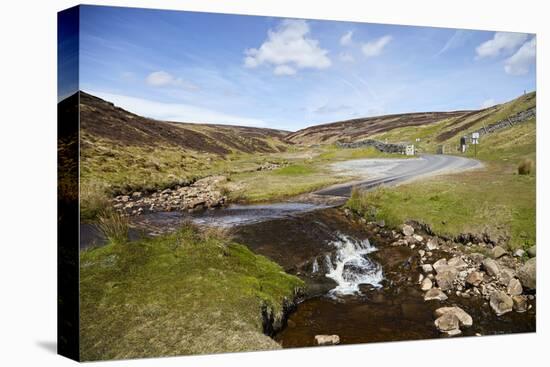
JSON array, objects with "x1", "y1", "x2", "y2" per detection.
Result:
[{"x1": 80, "y1": 194, "x2": 535, "y2": 347}]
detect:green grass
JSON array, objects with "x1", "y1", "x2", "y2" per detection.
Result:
[{"x1": 80, "y1": 224, "x2": 304, "y2": 361}]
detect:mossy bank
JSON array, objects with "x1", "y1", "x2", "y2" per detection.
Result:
[{"x1": 79, "y1": 225, "x2": 304, "y2": 361}]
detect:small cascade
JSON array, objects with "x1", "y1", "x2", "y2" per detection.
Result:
[
  {"x1": 324, "y1": 233, "x2": 383, "y2": 295},
  {"x1": 311, "y1": 258, "x2": 319, "y2": 273}
]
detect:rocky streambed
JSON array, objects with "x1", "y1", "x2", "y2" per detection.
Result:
[{"x1": 230, "y1": 208, "x2": 536, "y2": 346}]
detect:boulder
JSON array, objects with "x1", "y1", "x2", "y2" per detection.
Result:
[
  {"x1": 434, "y1": 313, "x2": 461, "y2": 336},
  {"x1": 468, "y1": 252, "x2": 485, "y2": 265},
  {"x1": 421, "y1": 264, "x2": 434, "y2": 274},
  {"x1": 512, "y1": 295, "x2": 528, "y2": 313},
  {"x1": 489, "y1": 291, "x2": 513, "y2": 316},
  {"x1": 435, "y1": 307, "x2": 473, "y2": 327},
  {"x1": 491, "y1": 246, "x2": 507, "y2": 259},
  {"x1": 413, "y1": 234, "x2": 424, "y2": 242},
  {"x1": 421, "y1": 277, "x2": 433, "y2": 291},
  {"x1": 527, "y1": 245, "x2": 536, "y2": 258},
  {"x1": 424, "y1": 288, "x2": 448, "y2": 301},
  {"x1": 402, "y1": 224, "x2": 415, "y2": 236},
  {"x1": 482, "y1": 258, "x2": 500, "y2": 277},
  {"x1": 426, "y1": 238, "x2": 438, "y2": 251},
  {"x1": 433, "y1": 258, "x2": 448, "y2": 273},
  {"x1": 507, "y1": 278, "x2": 523, "y2": 296},
  {"x1": 465, "y1": 271, "x2": 484, "y2": 287},
  {"x1": 498, "y1": 267, "x2": 516, "y2": 286},
  {"x1": 517, "y1": 257, "x2": 536, "y2": 290},
  {"x1": 435, "y1": 266, "x2": 458, "y2": 291},
  {"x1": 315, "y1": 334, "x2": 340, "y2": 346},
  {"x1": 448, "y1": 257, "x2": 468, "y2": 270}
]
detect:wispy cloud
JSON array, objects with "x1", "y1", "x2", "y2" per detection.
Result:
[
  {"x1": 243, "y1": 19, "x2": 331, "y2": 75},
  {"x1": 340, "y1": 31, "x2": 354, "y2": 46},
  {"x1": 87, "y1": 90, "x2": 267, "y2": 127},
  {"x1": 504, "y1": 37, "x2": 536, "y2": 75},
  {"x1": 475, "y1": 32, "x2": 528, "y2": 58},
  {"x1": 146, "y1": 71, "x2": 199, "y2": 90},
  {"x1": 435, "y1": 30, "x2": 472, "y2": 57},
  {"x1": 362, "y1": 35, "x2": 392, "y2": 58}
]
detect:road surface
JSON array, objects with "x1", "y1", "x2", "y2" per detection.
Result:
[{"x1": 315, "y1": 154, "x2": 482, "y2": 198}]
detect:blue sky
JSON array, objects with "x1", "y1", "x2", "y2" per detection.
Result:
[{"x1": 69, "y1": 5, "x2": 536, "y2": 131}]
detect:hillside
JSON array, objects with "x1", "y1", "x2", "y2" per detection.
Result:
[
  {"x1": 286, "y1": 110, "x2": 470, "y2": 145},
  {"x1": 287, "y1": 92, "x2": 536, "y2": 151},
  {"x1": 79, "y1": 91, "x2": 289, "y2": 155}
]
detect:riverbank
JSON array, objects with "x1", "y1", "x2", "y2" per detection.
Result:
[{"x1": 79, "y1": 223, "x2": 304, "y2": 361}]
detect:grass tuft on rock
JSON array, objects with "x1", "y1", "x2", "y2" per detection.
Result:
[
  {"x1": 80, "y1": 223, "x2": 304, "y2": 361},
  {"x1": 518, "y1": 158, "x2": 534, "y2": 175}
]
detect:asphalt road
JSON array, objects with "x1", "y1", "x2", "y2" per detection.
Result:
[{"x1": 315, "y1": 154, "x2": 482, "y2": 198}]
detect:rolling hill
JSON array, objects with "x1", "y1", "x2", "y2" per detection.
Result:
[
  {"x1": 78, "y1": 91, "x2": 290, "y2": 155},
  {"x1": 287, "y1": 92, "x2": 536, "y2": 152}
]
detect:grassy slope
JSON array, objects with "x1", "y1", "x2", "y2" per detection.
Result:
[
  {"x1": 227, "y1": 146, "x2": 409, "y2": 202},
  {"x1": 346, "y1": 95, "x2": 536, "y2": 251},
  {"x1": 80, "y1": 225, "x2": 303, "y2": 361}
]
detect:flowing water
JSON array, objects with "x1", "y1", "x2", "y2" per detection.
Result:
[{"x1": 80, "y1": 203, "x2": 536, "y2": 346}]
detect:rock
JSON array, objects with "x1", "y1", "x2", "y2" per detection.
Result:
[
  {"x1": 482, "y1": 258, "x2": 500, "y2": 277},
  {"x1": 432, "y1": 258, "x2": 448, "y2": 273},
  {"x1": 434, "y1": 313, "x2": 461, "y2": 336},
  {"x1": 120, "y1": 195, "x2": 130, "y2": 202},
  {"x1": 402, "y1": 224, "x2": 414, "y2": 236},
  {"x1": 447, "y1": 257, "x2": 468, "y2": 270},
  {"x1": 435, "y1": 307, "x2": 473, "y2": 327},
  {"x1": 489, "y1": 291, "x2": 513, "y2": 316},
  {"x1": 512, "y1": 295, "x2": 528, "y2": 313},
  {"x1": 315, "y1": 334, "x2": 340, "y2": 346},
  {"x1": 421, "y1": 277, "x2": 433, "y2": 291},
  {"x1": 466, "y1": 271, "x2": 484, "y2": 287},
  {"x1": 421, "y1": 264, "x2": 434, "y2": 274},
  {"x1": 498, "y1": 267, "x2": 516, "y2": 286},
  {"x1": 469, "y1": 252, "x2": 485, "y2": 265},
  {"x1": 436, "y1": 268, "x2": 458, "y2": 291},
  {"x1": 491, "y1": 246, "x2": 507, "y2": 259},
  {"x1": 413, "y1": 234, "x2": 424, "y2": 242},
  {"x1": 424, "y1": 288, "x2": 448, "y2": 301},
  {"x1": 426, "y1": 238, "x2": 438, "y2": 251},
  {"x1": 418, "y1": 249, "x2": 425, "y2": 257},
  {"x1": 507, "y1": 278, "x2": 523, "y2": 296},
  {"x1": 376, "y1": 219, "x2": 385, "y2": 227},
  {"x1": 131, "y1": 191, "x2": 142, "y2": 199},
  {"x1": 513, "y1": 249, "x2": 525, "y2": 258},
  {"x1": 516, "y1": 257, "x2": 536, "y2": 290},
  {"x1": 527, "y1": 245, "x2": 536, "y2": 258}
]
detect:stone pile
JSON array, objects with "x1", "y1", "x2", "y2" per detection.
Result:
[
  {"x1": 387, "y1": 223, "x2": 536, "y2": 336},
  {"x1": 113, "y1": 176, "x2": 228, "y2": 215}
]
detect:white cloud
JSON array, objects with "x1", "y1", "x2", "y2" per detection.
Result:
[
  {"x1": 273, "y1": 65, "x2": 296, "y2": 76},
  {"x1": 339, "y1": 52, "x2": 355, "y2": 62},
  {"x1": 87, "y1": 90, "x2": 266, "y2": 127},
  {"x1": 475, "y1": 32, "x2": 528, "y2": 58},
  {"x1": 146, "y1": 71, "x2": 199, "y2": 90},
  {"x1": 480, "y1": 98, "x2": 496, "y2": 108},
  {"x1": 504, "y1": 37, "x2": 536, "y2": 75},
  {"x1": 362, "y1": 35, "x2": 392, "y2": 58},
  {"x1": 340, "y1": 31, "x2": 353, "y2": 46},
  {"x1": 243, "y1": 19, "x2": 331, "y2": 75}
]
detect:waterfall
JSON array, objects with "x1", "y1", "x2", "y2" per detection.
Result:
[{"x1": 324, "y1": 233, "x2": 383, "y2": 296}]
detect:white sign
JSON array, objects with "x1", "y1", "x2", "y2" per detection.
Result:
[
  {"x1": 472, "y1": 132, "x2": 480, "y2": 139},
  {"x1": 472, "y1": 138, "x2": 479, "y2": 145}
]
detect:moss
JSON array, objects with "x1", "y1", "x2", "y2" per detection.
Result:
[{"x1": 79, "y1": 225, "x2": 303, "y2": 361}]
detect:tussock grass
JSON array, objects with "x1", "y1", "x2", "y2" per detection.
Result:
[
  {"x1": 96, "y1": 209, "x2": 129, "y2": 246},
  {"x1": 80, "y1": 182, "x2": 110, "y2": 220},
  {"x1": 518, "y1": 158, "x2": 534, "y2": 175},
  {"x1": 80, "y1": 225, "x2": 303, "y2": 360}
]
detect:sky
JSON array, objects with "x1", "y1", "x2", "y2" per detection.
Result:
[{"x1": 61, "y1": 5, "x2": 536, "y2": 131}]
